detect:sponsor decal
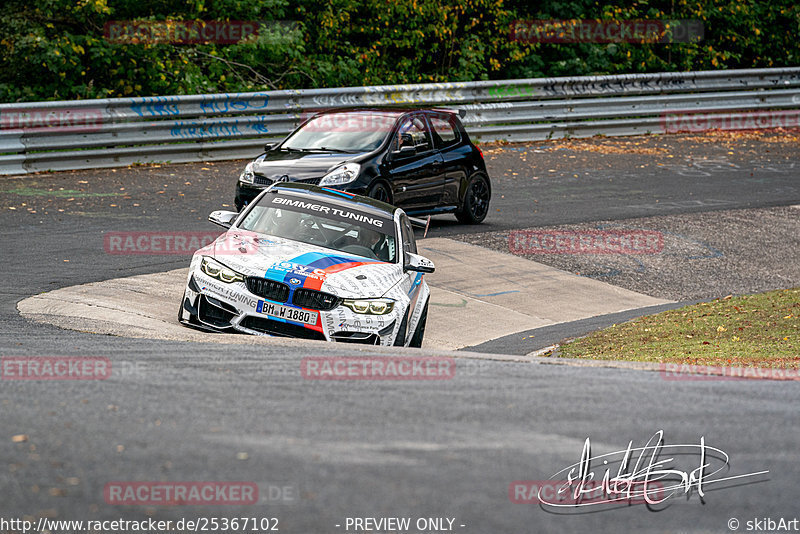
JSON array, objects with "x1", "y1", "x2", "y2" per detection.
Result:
[{"x1": 270, "y1": 196, "x2": 389, "y2": 229}]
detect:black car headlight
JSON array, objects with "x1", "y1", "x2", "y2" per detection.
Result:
[
  {"x1": 200, "y1": 257, "x2": 244, "y2": 283},
  {"x1": 319, "y1": 163, "x2": 360, "y2": 187},
  {"x1": 342, "y1": 298, "x2": 395, "y2": 315},
  {"x1": 239, "y1": 162, "x2": 255, "y2": 184}
]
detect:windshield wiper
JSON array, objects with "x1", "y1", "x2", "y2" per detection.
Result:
[
  {"x1": 318, "y1": 147, "x2": 360, "y2": 153},
  {"x1": 287, "y1": 147, "x2": 359, "y2": 153}
]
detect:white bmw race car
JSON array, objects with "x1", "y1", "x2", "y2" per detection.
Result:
[{"x1": 179, "y1": 183, "x2": 435, "y2": 347}]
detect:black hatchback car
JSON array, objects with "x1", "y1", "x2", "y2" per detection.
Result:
[{"x1": 235, "y1": 108, "x2": 491, "y2": 223}]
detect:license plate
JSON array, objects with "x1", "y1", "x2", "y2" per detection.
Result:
[{"x1": 256, "y1": 300, "x2": 318, "y2": 325}]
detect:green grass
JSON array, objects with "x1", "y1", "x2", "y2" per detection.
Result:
[{"x1": 557, "y1": 288, "x2": 800, "y2": 369}]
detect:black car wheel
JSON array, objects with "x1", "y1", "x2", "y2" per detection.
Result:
[
  {"x1": 408, "y1": 299, "x2": 428, "y2": 348},
  {"x1": 456, "y1": 173, "x2": 491, "y2": 224},
  {"x1": 368, "y1": 182, "x2": 392, "y2": 205}
]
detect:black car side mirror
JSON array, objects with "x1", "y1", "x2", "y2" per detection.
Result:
[
  {"x1": 264, "y1": 142, "x2": 276, "y2": 152},
  {"x1": 392, "y1": 145, "x2": 416, "y2": 157}
]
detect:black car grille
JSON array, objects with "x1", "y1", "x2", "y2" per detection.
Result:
[
  {"x1": 253, "y1": 175, "x2": 321, "y2": 186},
  {"x1": 245, "y1": 277, "x2": 290, "y2": 303},
  {"x1": 292, "y1": 289, "x2": 341, "y2": 311},
  {"x1": 239, "y1": 316, "x2": 326, "y2": 340}
]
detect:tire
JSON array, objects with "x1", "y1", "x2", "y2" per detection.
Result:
[
  {"x1": 408, "y1": 299, "x2": 428, "y2": 348},
  {"x1": 456, "y1": 173, "x2": 491, "y2": 224},
  {"x1": 368, "y1": 181, "x2": 392, "y2": 205}
]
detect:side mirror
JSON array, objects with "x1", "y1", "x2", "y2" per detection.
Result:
[
  {"x1": 392, "y1": 145, "x2": 416, "y2": 158},
  {"x1": 208, "y1": 210, "x2": 238, "y2": 229},
  {"x1": 404, "y1": 252, "x2": 435, "y2": 273},
  {"x1": 264, "y1": 142, "x2": 276, "y2": 152}
]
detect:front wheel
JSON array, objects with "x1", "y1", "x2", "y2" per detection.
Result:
[
  {"x1": 368, "y1": 182, "x2": 392, "y2": 205},
  {"x1": 456, "y1": 173, "x2": 491, "y2": 224}
]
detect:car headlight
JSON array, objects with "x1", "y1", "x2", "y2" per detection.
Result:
[
  {"x1": 239, "y1": 162, "x2": 255, "y2": 184},
  {"x1": 342, "y1": 298, "x2": 395, "y2": 315},
  {"x1": 200, "y1": 257, "x2": 244, "y2": 283},
  {"x1": 319, "y1": 163, "x2": 360, "y2": 186}
]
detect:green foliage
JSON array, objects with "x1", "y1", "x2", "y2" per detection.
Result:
[{"x1": 0, "y1": 0, "x2": 798, "y2": 102}]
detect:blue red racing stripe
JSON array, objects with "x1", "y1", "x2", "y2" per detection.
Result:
[
  {"x1": 259, "y1": 252, "x2": 383, "y2": 331},
  {"x1": 320, "y1": 187, "x2": 357, "y2": 198}
]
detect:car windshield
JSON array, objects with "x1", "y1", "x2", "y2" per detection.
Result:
[
  {"x1": 281, "y1": 112, "x2": 397, "y2": 152},
  {"x1": 238, "y1": 192, "x2": 397, "y2": 262}
]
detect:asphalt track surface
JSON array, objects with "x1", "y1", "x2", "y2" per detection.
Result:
[{"x1": 1, "y1": 132, "x2": 799, "y2": 533}]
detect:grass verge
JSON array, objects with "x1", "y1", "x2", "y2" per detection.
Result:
[{"x1": 556, "y1": 288, "x2": 799, "y2": 369}]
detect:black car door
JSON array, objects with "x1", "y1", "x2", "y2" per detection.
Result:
[
  {"x1": 385, "y1": 114, "x2": 445, "y2": 209},
  {"x1": 428, "y1": 112, "x2": 470, "y2": 208}
]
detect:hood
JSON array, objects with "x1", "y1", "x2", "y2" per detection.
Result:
[
  {"x1": 253, "y1": 151, "x2": 360, "y2": 182},
  {"x1": 198, "y1": 230, "x2": 404, "y2": 299}
]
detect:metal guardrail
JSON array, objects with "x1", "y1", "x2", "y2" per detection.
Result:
[{"x1": 1, "y1": 67, "x2": 799, "y2": 175}]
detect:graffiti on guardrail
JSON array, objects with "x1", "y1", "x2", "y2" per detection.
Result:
[
  {"x1": 129, "y1": 96, "x2": 181, "y2": 117},
  {"x1": 169, "y1": 117, "x2": 270, "y2": 138},
  {"x1": 200, "y1": 93, "x2": 271, "y2": 114},
  {"x1": 0, "y1": 108, "x2": 104, "y2": 132}
]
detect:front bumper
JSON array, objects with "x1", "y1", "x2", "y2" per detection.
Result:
[{"x1": 180, "y1": 270, "x2": 401, "y2": 345}]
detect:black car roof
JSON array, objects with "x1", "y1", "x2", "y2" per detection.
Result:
[{"x1": 265, "y1": 182, "x2": 398, "y2": 219}]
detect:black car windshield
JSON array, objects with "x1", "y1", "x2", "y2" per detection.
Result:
[
  {"x1": 281, "y1": 112, "x2": 397, "y2": 152},
  {"x1": 239, "y1": 193, "x2": 397, "y2": 262}
]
